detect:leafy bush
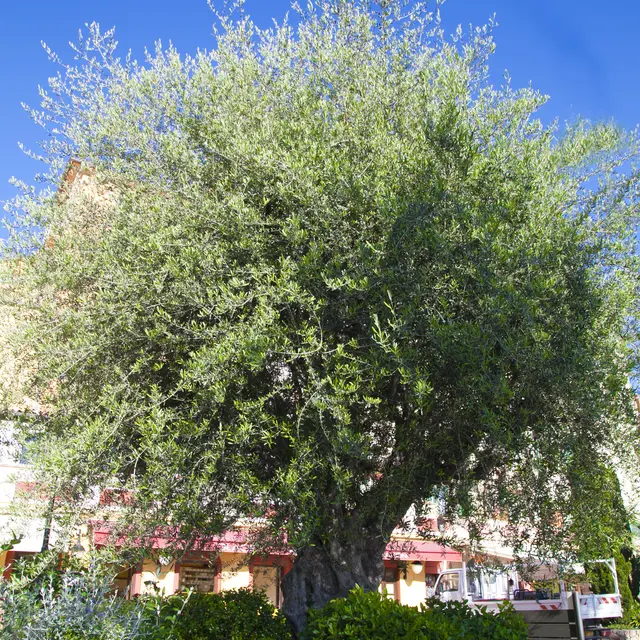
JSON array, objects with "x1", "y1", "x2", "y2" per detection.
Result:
[
  {"x1": 136, "y1": 589, "x2": 291, "y2": 640},
  {"x1": 303, "y1": 587, "x2": 426, "y2": 639},
  {"x1": 302, "y1": 587, "x2": 528, "y2": 640},
  {"x1": 144, "y1": 589, "x2": 292, "y2": 640},
  {"x1": 2, "y1": 557, "x2": 528, "y2": 640},
  {"x1": 0, "y1": 555, "x2": 148, "y2": 640},
  {"x1": 426, "y1": 598, "x2": 529, "y2": 640}
]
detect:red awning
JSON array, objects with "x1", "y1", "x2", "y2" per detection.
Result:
[
  {"x1": 90, "y1": 521, "x2": 461, "y2": 562},
  {"x1": 91, "y1": 522, "x2": 252, "y2": 554},
  {"x1": 383, "y1": 539, "x2": 462, "y2": 562}
]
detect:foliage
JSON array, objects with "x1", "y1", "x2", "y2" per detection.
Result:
[
  {"x1": 614, "y1": 548, "x2": 640, "y2": 628},
  {"x1": 596, "y1": 548, "x2": 640, "y2": 630},
  {"x1": 0, "y1": 554, "x2": 290, "y2": 639},
  {"x1": 425, "y1": 598, "x2": 528, "y2": 640},
  {"x1": 570, "y1": 465, "x2": 631, "y2": 567},
  {"x1": 143, "y1": 589, "x2": 293, "y2": 640},
  {"x1": 1, "y1": 576, "x2": 532, "y2": 640},
  {"x1": 0, "y1": 555, "x2": 149, "y2": 640},
  {"x1": 302, "y1": 587, "x2": 527, "y2": 639},
  {"x1": 570, "y1": 466, "x2": 640, "y2": 628},
  {"x1": 303, "y1": 587, "x2": 427, "y2": 639},
  {"x1": 2, "y1": 0, "x2": 640, "y2": 617}
]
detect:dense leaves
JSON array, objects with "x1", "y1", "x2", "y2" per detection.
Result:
[
  {"x1": 2, "y1": 0, "x2": 640, "y2": 626},
  {"x1": 1, "y1": 568, "x2": 527, "y2": 640},
  {"x1": 0, "y1": 554, "x2": 147, "y2": 640},
  {"x1": 0, "y1": 553, "x2": 291, "y2": 640},
  {"x1": 303, "y1": 587, "x2": 528, "y2": 639},
  {"x1": 155, "y1": 590, "x2": 293, "y2": 640}
]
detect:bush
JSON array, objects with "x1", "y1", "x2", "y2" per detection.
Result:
[
  {"x1": 302, "y1": 588, "x2": 426, "y2": 639},
  {"x1": 0, "y1": 555, "x2": 148, "y2": 640},
  {"x1": 302, "y1": 588, "x2": 528, "y2": 640},
  {"x1": 1, "y1": 563, "x2": 291, "y2": 640},
  {"x1": 425, "y1": 598, "x2": 529, "y2": 640},
  {"x1": 2, "y1": 557, "x2": 526, "y2": 640},
  {"x1": 146, "y1": 589, "x2": 293, "y2": 640}
]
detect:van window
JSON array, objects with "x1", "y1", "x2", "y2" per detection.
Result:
[
  {"x1": 467, "y1": 574, "x2": 481, "y2": 600},
  {"x1": 437, "y1": 573, "x2": 460, "y2": 593}
]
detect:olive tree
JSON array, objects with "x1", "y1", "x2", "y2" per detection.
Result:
[{"x1": 3, "y1": 0, "x2": 640, "y2": 633}]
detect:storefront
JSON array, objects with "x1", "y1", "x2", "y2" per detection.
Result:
[{"x1": 90, "y1": 522, "x2": 462, "y2": 607}]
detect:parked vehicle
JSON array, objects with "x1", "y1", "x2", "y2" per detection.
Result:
[{"x1": 433, "y1": 558, "x2": 622, "y2": 621}]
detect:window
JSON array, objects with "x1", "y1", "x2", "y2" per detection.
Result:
[
  {"x1": 436, "y1": 573, "x2": 460, "y2": 594},
  {"x1": 179, "y1": 563, "x2": 216, "y2": 593},
  {"x1": 467, "y1": 574, "x2": 481, "y2": 600}
]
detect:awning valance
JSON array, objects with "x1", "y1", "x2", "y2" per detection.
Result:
[
  {"x1": 383, "y1": 539, "x2": 462, "y2": 562},
  {"x1": 90, "y1": 521, "x2": 462, "y2": 562}
]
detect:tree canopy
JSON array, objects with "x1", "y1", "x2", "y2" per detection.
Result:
[{"x1": 2, "y1": 0, "x2": 640, "y2": 632}]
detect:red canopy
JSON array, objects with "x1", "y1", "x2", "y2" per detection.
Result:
[
  {"x1": 90, "y1": 521, "x2": 461, "y2": 562},
  {"x1": 383, "y1": 539, "x2": 462, "y2": 562}
]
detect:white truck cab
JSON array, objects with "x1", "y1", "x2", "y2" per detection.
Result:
[
  {"x1": 433, "y1": 558, "x2": 622, "y2": 622},
  {"x1": 434, "y1": 564, "x2": 516, "y2": 604}
]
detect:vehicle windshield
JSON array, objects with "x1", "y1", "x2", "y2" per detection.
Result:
[{"x1": 436, "y1": 573, "x2": 460, "y2": 594}]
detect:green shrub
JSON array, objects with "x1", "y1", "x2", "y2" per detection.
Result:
[
  {"x1": 303, "y1": 588, "x2": 427, "y2": 639},
  {"x1": 147, "y1": 589, "x2": 293, "y2": 640},
  {"x1": 614, "y1": 548, "x2": 640, "y2": 628},
  {"x1": 302, "y1": 587, "x2": 528, "y2": 640},
  {"x1": 1, "y1": 563, "x2": 290, "y2": 640},
  {"x1": 425, "y1": 598, "x2": 529, "y2": 640},
  {"x1": 0, "y1": 556, "x2": 149, "y2": 640}
]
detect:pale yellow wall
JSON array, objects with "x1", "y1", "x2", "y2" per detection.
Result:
[
  {"x1": 378, "y1": 582, "x2": 399, "y2": 599},
  {"x1": 139, "y1": 559, "x2": 176, "y2": 596},
  {"x1": 219, "y1": 553, "x2": 251, "y2": 591},
  {"x1": 399, "y1": 564, "x2": 427, "y2": 608},
  {"x1": 139, "y1": 554, "x2": 253, "y2": 595}
]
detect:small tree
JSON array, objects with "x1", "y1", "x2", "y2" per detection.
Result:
[{"x1": 3, "y1": 1, "x2": 640, "y2": 634}]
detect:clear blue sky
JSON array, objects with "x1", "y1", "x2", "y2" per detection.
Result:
[{"x1": 1, "y1": 0, "x2": 639, "y2": 228}]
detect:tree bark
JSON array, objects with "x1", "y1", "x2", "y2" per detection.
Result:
[{"x1": 281, "y1": 536, "x2": 387, "y2": 637}]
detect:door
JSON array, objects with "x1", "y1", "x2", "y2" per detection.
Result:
[{"x1": 253, "y1": 565, "x2": 282, "y2": 607}]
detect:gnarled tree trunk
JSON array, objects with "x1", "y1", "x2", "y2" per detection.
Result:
[{"x1": 281, "y1": 536, "x2": 387, "y2": 637}]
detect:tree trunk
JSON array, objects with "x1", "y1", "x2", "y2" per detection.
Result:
[{"x1": 281, "y1": 536, "x2": 387, "y2": 637}]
